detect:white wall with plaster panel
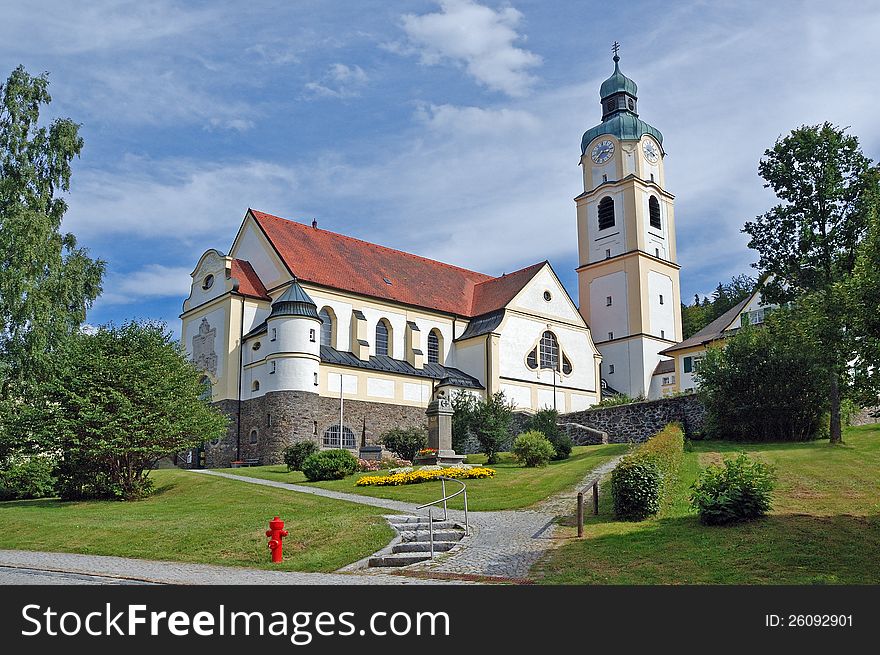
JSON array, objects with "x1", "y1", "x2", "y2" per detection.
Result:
[
  {"x1": 500, "y1": 383, "x2": 532, "y2": 409},
  {"x1": 367, "y1": 377, "x2": 395, "y2": 399},
  {"x1": 403, "y1": 382, "x2": 431, "y2": 404},
  {"x1": 647, "y1": 271, "x2": 676, "y2": 340},
  {"x1": 453, "y1": 339, "x2": 486, "y2": 387},
  {"x1": 589, "y1": 271, "x2": 629, "y2": 342},
  {"x1": 327, "y1": 371, "x2": 358, "y2": 395}
]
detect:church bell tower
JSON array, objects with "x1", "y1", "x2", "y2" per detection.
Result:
[{"x1": 576, "y1": 48, "x2": 682, "y2": 398}]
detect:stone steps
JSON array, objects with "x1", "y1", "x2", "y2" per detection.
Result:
[
  {"x1": 368, "y1": 514, "x2": 467, "y2": 568},
  {"x1": 392, "y1": 541, "x2": 458, "y2": 553}
]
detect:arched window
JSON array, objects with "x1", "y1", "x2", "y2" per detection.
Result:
[
  {"x1": 319, "y1": 307, "x2": 334, "y2": 347},
  {"x1": 198, "y1": 375, "x2": 212, "y2": 401},
  {"x1": 649, "y1": 195, "x2": 661, "y2": 229},
  {"x1": 375, "y1": 319, "x2": 390, "y2": 356},
  {"x1": 539, "y1": 331, "x2": 559, "y2": 370},
  {"x1": 427, "y1": 329, "x2": 441, "y2": 364},
  {"x1": 252, "y1": 380, "x2": 260, "y2": 392},
  {"x1": 249, "y1": 429, "x2": 258, "y2": 444},
  {"x1": 323, "y1": 424, "x2": 356, "y2": 449},
  {"x1": 598, "y1": 196, "x2": 615, "y2": 230}
]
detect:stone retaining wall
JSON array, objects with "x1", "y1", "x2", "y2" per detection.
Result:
[
  {"x1": 194, "y1": 391, "x2": 427, "y2": 468},
  {"x1": 561, "y1": 393, "x2": 706, "y2": 443}
]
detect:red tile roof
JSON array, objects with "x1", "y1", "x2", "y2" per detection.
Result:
[
  {"x1": 470, "y1": 262, "x2": 547, "y2": 316},
  {"x1": 249, "y1": 209, "x2": 544, "y2": 317},
  {"x1": 230, "y1": 258, "x2": 271, "y2": 300}
]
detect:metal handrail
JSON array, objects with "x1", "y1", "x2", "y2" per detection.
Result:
[{"x1": 415, "y1": 476, "x2": 469, "y2": 558}]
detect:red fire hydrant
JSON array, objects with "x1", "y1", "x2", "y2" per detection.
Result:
[{"x1": 266, "y1": 516, "x2": 288, "y2": 563}]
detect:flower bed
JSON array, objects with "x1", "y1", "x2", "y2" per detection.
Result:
[{"x1": 355, "y1": 466, "x2": 496, "y2": 487}]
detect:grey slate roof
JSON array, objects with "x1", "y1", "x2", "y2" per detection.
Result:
[
  {"x1": 455, "y1": 310, "x2": 504, "y2": 341},
  {"x1": 319, "y1": 345, "x2": 483, "y2": 389},
  {"x1": 652, "y1": 359, "x2": 675, "y2": 376},
  {"x1": 660, "y1": 296, "x2": 752, "y2": 356}
]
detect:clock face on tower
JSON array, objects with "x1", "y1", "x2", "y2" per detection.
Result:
[
  {"x1": 591, "y1": 139, "x2": 614, "y2": 164},
  {"x1": 642, "y1": 139, "x2": 660, "y2": 164}
]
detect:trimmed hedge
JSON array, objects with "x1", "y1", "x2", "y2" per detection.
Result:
[
  {"x1": 301, "y1": 449, "x2": 358, "y2": 481},
  {"x1": 610, "y1": 423, "x2": 685, "y2": 521}
]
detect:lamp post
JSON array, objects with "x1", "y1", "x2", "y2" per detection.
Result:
[{"x1": 547, "y1": 323, "x2": 557, "y2": 411}]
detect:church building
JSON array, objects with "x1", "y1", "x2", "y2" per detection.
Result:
[{"x1": 181, "y1": 53, "x2": 681, "y2": 466}]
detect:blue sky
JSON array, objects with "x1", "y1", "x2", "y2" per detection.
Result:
[{"x1": 3, "y1": 0, "x2": 879, "y2": 334}]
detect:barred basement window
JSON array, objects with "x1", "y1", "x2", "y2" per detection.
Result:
[
  {"x1": 539, "y1": 331, "x2": 559, "y2": 370},
  {"x1": 323, "y1": 424, "x2": 356, "y2": 449},
  {"x1": 598, "y1": 196, "x2": 615, "y2": 230},
  {"x1": 427, "y1": 329, "x2": 441, "y2": 364},
  {"x1": 649, "y1": 195, "x2": 661, "y2": 229}
]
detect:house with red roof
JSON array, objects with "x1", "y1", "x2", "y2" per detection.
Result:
[{"x1": 181, "y1": 209, "x2": 602, "y2": 467}]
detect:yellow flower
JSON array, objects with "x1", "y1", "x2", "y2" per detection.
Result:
[{"x1": 355, "y1": 466, "x2": 496, "y2": 487}]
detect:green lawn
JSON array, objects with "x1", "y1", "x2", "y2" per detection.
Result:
[
  {"x1": 0, "y1": 469, "x2": 393, "y2": 572},
  {"x1": 533, "y1": 424, "x2": 880, "y2": 584},
  {"x1": 216, "y1": 444, "x2": 629, "y2": 511}
]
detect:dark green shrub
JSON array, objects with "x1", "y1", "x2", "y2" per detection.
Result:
[
  {"x1": 473, "y1": 392, "x2": 513, "y2": 464},
  {"x1": 511, "y1": 431, "x2": 555, "y2": 467},
  {"x1": 690, "y1": 453, "x2": 776, "y2": 525},
  {"x1": 610, "y1": 424, "x2": 685, "y2": 521},
  {"x1": 283, "y1": 441, "x2": 318, "y2": 472},
  {"x1": 611, "y1": 456, "x2": 662, "y2": 520},
  {"x1": 527, "y1": 408, "x2": 571, "y2": 460},
  {"x1": 379, "y1": 427, "x2": 428, "y2": 462},
  {"x1": 301, "y1": 449, "x2": 358, "y2": 481},
  {"x1": 0, "y1": 457, "x2": 57, "y2": 501}
]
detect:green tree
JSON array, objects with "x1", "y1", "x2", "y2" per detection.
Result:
[
  {"x1": 14, "y1": 322, "x2": 227, "y2": 499},
  {"x1": 0, "y1": 66, "x2": 104, "y2": 390},
  {"x1": 743, "y1": 123, "x2": 879, "y2": 443},
  {"x1": 472, "y1": 392, "x2": 513, "y2": 464},
  {"x1": 680, "y1": 275, "x2": 756, "y2": 339},
  {"x1": 451, "y1": 390, "x2": 479, "y2": 453},
  {"x1": 379, "y1": 426, "x2": 427, "y2": 462},
  {"x1": 696, "y1": 310, "x2": 829, "y2": 441},
  {"x1": 848, "y1": 167, "x2": 880, "y2": 411}
]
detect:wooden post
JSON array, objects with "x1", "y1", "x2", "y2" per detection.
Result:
[
  {"x1": 577, "y1": 491, "x2": 584, "y2": 538},
  {"x1": 592, "y1": 481, "x2": 599, "y2": 515}
]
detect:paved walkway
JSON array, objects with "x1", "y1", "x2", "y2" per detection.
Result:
[
  {"x1": 0, "y1": 550, "x2": 462, "y2": 585},
  {"x1": 197, "y1": 454, "x2": 625, "y2": 581}
]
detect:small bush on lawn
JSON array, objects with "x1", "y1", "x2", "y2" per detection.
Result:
[
  {"x1": 283, "y1": 441, "x2": 318, "y2": 472},
  {"x1": 526, "y1": 408, "x2": 572, "y2": 460},
  {"x1": 511, "y1": 431, "x2": 555, "y2": 467},
  {"x1": 690, "y1": 453, "x2": 776, "y2": 525},
  {"x1": 610, "y1": 423, "x2": 685, "y2": 521},
  {"x1": 379, "y1": 427, "x2": 428, "y2": 462},
  {"x1": 301, "y1": 449, "x2": 358, "y2": 481},
  {"x1": 0, "y1": 457, "x2": 57, "y2": 501},
  {"x1": 611, "y1": 457, "x2": 662, "y2": 520}
]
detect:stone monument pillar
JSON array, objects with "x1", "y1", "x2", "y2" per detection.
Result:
[{"x1": 417, "y1": 379, "x2": 466, "y2": 466}]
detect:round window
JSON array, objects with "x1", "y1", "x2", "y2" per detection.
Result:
[
  {"x1": 543, "y1": 291, "x2": 552, "y2": 302},
  {"x1": 252, "y1": 341, "x2": 261, "y2": 351},
  {"x1": 202, "y1": 274, "x2": 214, "y2": 290}
]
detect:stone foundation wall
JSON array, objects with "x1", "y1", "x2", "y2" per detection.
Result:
[
  {"x1": 561, "y1": 393, "x2": 706, "y2": 443},
  {"x1": 851, "y1": 406, "x2": 879, "y2": 426},
  {"x1": 198, "y1": 391, "x2": 427, "y2": 468}
]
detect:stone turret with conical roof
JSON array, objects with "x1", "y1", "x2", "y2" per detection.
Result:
[{"x1": 265, "y1": 278, "x2": 322, "y2": 393}]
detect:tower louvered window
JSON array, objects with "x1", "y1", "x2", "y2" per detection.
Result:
[
  {"x1": 598, "y1": 197, "x2": 615, "y2": 230},
  {"x1": 649, "y1": 195, "x2": 661, "y2": 229}
]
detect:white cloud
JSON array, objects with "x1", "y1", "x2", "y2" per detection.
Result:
[
  {"x1": 304, "y1": 63, "x2": 369, "y2": 99},
  {"x1": 99, "y1": 264, "x2": 193, "y2": 305},
  {"x1": 393, "y1": 0, "x2": 542, "y2": 97}
]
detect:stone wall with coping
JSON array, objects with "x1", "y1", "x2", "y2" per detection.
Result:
[
  {"x1": 561, "y1": 393, "x2": 705, "y2": 443},
  {"x1": 198, "y1": 391, "x2": 427, "y2": 468}
]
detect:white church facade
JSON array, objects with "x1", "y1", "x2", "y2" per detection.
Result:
[{"x1": 181, "y1": 54, "x2": 683, "y2": 466}]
